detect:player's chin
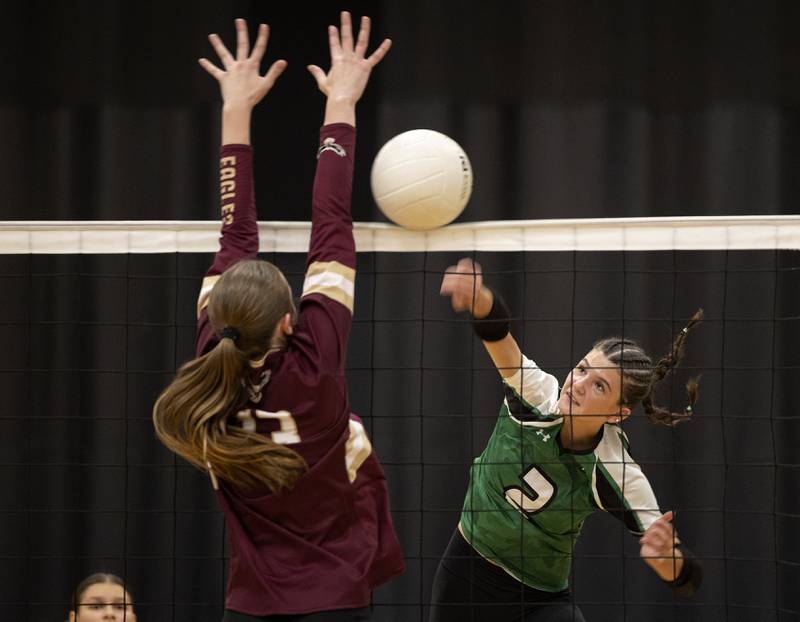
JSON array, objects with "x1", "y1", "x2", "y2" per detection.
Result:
[{"x1": 558, "y1": 395, "x2": 578, "y2": 416}]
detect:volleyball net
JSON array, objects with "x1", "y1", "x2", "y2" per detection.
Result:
[{"x1": 2, "y1": 216, "x2": 798, "y2": 621}]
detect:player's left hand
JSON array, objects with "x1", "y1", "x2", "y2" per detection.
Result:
[
  {"x1": 640, "y1": 511, "x2": 681, "y2": 563},
  {"x1": 199, "y1": 19, "x2": 287, "y2": 109}
]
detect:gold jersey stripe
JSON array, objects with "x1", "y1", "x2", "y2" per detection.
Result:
[
  {"x1": 302, "y1": 260, "x2": 356, "y2": 313},
  {"x1": 345, "y1": 419, "x2": 372, "y2": 483},
  {"x1": 305, "y1": 260, "x2": 355, "y2": 282},
  {"x1": 197, "y1": 275, "x2": 221, "y2": 317}
]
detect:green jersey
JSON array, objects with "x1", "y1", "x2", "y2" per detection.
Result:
[{"x1": 460, "y1": 355, "x2": 662, "y2": 592}]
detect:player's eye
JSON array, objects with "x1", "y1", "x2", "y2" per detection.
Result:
[
  {"x1": 577, "y1": 365, "x2": 586, "y2": 374},
  {"x1": 595, "y1": 381, "x2": 605, "y2": 393}
]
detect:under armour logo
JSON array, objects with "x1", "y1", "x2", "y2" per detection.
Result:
[
  {"x1": 317, "y1": 137, "x2": 346, "y2": 159},
  {"x1": 536, "y1": 429, "x2": 551, "y2": 442}
]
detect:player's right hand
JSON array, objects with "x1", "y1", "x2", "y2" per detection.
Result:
[
  {"x1": 199, "y1": 19, "x2": 287, "y2": 109},
  {"x1": 440, "y1": 258, "x2": 493, "y2": 318}
]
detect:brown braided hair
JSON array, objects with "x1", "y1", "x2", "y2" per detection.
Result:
[{"x1": 593, "y1": 309, "x2": 704, "y2": 426}]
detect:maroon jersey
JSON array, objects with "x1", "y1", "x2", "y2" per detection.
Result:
[{"x1": 195, "y1": 124, "x2": 405, "y2": 616}]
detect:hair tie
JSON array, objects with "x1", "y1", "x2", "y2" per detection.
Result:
[{"x1": 221, "y1": 326, "x2": 240, "y2": 343}]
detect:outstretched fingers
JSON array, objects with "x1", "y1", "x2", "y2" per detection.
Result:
[
  {"x1": 198, "y1": 57, "x2": 225, "y2": 80},
  {"x1": 235, "y1": 18, "x2": 250, "y2": 60},
  {"x1": 354, "y1": 15, "x2": 370, "y2": 57},
  {"x1": 263, "y1": 59, "x2": 288, "y2": 89},
  {"x1": 366, "y1": 37, "x2": 392, "y2": 67},
  {"x1": 208, "y1": 33, "x2": 235, "y2": 69},
  {"x1": 250, "y1": 23, "x2": 270, "y2": 63},
  {"x1": 328, "y1": 24, "x2": 342, "y2": 57},
  {"x1": 340, "y1": 11, "x2": 354, "y2": 52}
]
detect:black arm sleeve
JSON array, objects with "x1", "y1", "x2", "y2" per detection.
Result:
[
  {"x1": 670, "y1": 546, "x2": 704, "y2": 598},
  {"x1": 472, "y1": 287, "x2": 510, "y2": 342}
]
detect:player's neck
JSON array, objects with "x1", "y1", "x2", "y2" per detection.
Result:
[{"x1": 559, "y1": 418, "x2": 604, "y2": 452}]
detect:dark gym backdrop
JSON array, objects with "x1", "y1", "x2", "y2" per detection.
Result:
[{"x1": 0, "y1": 1, "x2": 798, "y2": 621}]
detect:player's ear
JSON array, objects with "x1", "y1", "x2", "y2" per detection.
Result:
[
  {"x1": 69, "y1": 611, "x2": 76, "y2": 622},
  {"x1": 280, "y1": 312, "x2": 293, "y2": 336},
  {"x1": 606, "y1": 406, "x2": 631, "y2": 424}
]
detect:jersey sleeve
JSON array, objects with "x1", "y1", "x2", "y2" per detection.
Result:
[
  {"x1": 196, "y1": 144, "x2": 259, "y2": 356},
  {"x1": 501, "y1": 354, "x2": 562, "y2": 424},
  {"x1": 592, "y1": 425, "x2": 662, "y2": 536},
  {"x1": 295, "y1": 123, "x2": 357, "y2": 372}
]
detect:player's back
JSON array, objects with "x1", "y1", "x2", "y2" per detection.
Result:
[{"x1": 215, "y1": 294, "x2": 403, "y2": 616}]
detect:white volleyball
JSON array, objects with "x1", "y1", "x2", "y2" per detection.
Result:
[{"x1": 370, "y1": 129, "x2": 472, "y2": 230}]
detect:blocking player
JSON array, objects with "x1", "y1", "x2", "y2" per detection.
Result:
[
  {"x1": 152, "y1": 14, "x2": 403, "y2": 621},
  {"x1": 430, "y1": 258, "x2": 704, "y2": 622}
]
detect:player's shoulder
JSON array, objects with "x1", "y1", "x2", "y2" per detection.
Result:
[{"x1": 594, "y1": 424, "x2": 642, "y2": 472}]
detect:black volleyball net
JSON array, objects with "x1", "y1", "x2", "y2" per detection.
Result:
[{"x1": 1, "y1": 216, "x2": 798, "y2": 621}]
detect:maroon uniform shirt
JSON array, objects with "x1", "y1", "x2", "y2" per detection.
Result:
[{"x1": 195, "y1": 124, "x2": 405, "y2": 616}]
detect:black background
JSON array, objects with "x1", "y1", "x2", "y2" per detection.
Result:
[{"x1": 0, "y1": 1, "x2": 798, "y2": 621}]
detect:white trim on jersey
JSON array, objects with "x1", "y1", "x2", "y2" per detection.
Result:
[
  {"x1": 302, "y1": 260, "x2": 356, "y2": 313},
  {"x1": 503, "y1": 355, "x2": 562, "y2": 427},
  {"x1": 197, "y1": 274, "x2": 221, "y2": 317},
  {"x1": 591, "y1": 424, "x2": 662, "y2": 534},
  {"x1": 345, "y1": 419, "x2": 372, "y2": 483}
]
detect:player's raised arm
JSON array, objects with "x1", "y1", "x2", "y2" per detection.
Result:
[
  {"x1": 440, "y1": 257, "x2": 523, "y2": 378},
  {"x1": 297, "y1": 13, "x2": 391, "y2": 370},
  {"x1": 196, "y1": 20, "x2": 287, "y2": 331}
]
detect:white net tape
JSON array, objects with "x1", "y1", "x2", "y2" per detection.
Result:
[{"x1": 0, "y1": 216, "x2": 798, "y2": 254}]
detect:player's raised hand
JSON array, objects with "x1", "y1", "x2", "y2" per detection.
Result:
[
  {"x1": 440, "y1": 258, "x2": 493, "y2": 318},
  {"x1": 307, "y1": 12, "x2": 392, "y2": 106},
  {"x1": 199, "y1": 19, "x2": 287, "y2": 109}
]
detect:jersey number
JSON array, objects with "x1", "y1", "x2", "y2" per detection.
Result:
[
  {"x1": 504, "y1": 465, "x2": 556, "y2": 517},
  {"x1": 236, "y1": 408, "x2": 301, "y2": 444}
]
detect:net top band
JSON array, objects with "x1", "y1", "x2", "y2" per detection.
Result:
[{"x1": 1, "y1": 216, "x2": 798, "y2": 254}]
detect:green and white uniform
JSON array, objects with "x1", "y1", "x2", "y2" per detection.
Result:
[{"x1": 460, "y1": 355, "x2": 662, "y2": 592}]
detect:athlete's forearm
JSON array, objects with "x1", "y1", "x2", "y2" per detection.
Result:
[
  {"x1": 483, "y1": 334, "x2": 524, "y2": 379},
  {"x1": 323, "y1": 96, "x2": 356, "y2": 127},
  {"x1": 222, "y1": 103, "x2": 253, "y2": 145},
  {"x1": 644, "y1": 547, "x2": 684, "y2": 582}
]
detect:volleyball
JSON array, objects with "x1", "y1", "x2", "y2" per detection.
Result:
[{"x1": 370, "y1": 129, "x2": 473, "y2": 230}]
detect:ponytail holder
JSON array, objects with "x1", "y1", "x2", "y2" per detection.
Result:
[
  {"x1": 221, "y1": 326, "x2": 240, "y2": 343},
  {"x1": 682, "y1": 327, "x2": 689, "y2": 335}
]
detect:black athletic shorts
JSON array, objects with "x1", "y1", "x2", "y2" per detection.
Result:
[
  {"x1": 222, "y1": 607, "x2": 371, "y2": 622},
  {"x1": 429, "y1": 529, "x2": 586, "y2": 622}
]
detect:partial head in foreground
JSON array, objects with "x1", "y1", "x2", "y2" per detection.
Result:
[{"x1": 69, "y1": 573, "x2": 136, "y2": 622}]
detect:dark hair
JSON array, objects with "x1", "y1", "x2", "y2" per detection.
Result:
[
  {"x1": 71, "y1": 573, "x2": 133, "y2": 612},
  {"x1": 153, "y1": 259, "x2": 306, "y2": 492},
  {"x1": 593, "y1": 309, "x2": 704, "y2": 426}
]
